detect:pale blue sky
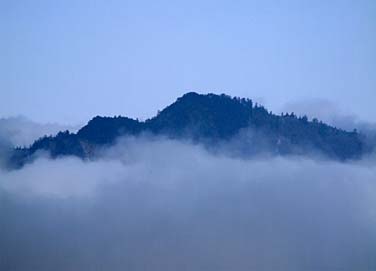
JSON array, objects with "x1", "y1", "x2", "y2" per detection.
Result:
[{"x1": 1, "y1": 0, "x2": 375, "y2": 124}]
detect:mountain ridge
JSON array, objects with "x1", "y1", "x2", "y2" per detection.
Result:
[{"x1": 7, "y1": 92, "x2": 370, "y2": 168}]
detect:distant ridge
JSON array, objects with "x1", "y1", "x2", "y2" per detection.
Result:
[{"x1": 8, "y1": 92, "x2": 369, "y2": 168}]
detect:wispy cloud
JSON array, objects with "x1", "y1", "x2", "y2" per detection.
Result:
[
  {"x1": 0, "y1": 116, "x2": 80, "y2": 148},
  {"x1": 281, "y1": 98, "x2": 376, "y2": 133}
]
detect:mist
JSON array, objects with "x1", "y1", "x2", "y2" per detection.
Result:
[
  {"x1": 281, "y1": 99, "x2": 376, "y2": 134},
  {"x1": 1, "y1": 137, "x2": 375, "y2": 271},
  {"x1": 0, "y1": 116, "x2": 79, "y2": 148}
]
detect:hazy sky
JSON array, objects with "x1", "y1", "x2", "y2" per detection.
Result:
[{"x1": 1, "y1": 0, "x2": 375, "y2": 124}]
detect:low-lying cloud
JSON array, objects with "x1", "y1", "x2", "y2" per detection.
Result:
[{"x1": 1, "y1": 137, "x2": 375, "y2": 271}]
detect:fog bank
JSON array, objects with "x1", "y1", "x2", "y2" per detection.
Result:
[{"x1": 0, "y1": 138, "x2": 375, "y2": 271}]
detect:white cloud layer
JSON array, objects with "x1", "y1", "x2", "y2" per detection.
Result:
[{"x1": 1, "y1": 138, "x2": 375, "y2": 271}]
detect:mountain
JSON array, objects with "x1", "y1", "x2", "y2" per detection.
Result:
[{"x1": 7, "y1": 92, "x2": 370, "y2": 168}]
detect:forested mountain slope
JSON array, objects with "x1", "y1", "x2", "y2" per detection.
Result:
[{"x1": 8, "y1": 92, "x2": 369, "y2": 168}]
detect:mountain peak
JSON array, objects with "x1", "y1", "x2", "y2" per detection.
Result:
[
  {"x1": 6, "y1": 92, "x2": 370, "y2": 169},
  {"x1": 149, "y1": 92, "x2": 253, "y2": 139}
]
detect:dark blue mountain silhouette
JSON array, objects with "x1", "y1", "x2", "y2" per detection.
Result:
[{"x1": 8, "y1": 92, "x2": 369, "y2": 168}]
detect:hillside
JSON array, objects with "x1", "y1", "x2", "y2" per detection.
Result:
[{"x1": 8, "y1": 92, "x2": 368, "y2": 168}]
